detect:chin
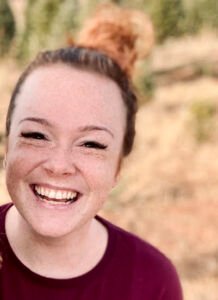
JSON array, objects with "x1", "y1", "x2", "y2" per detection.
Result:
[{"x1": 28, "y1": 219, "x2": 81, "y2": 240}]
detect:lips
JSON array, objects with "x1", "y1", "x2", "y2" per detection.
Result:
[{"x1": 32, "y1": 184, "x2": 80, "y2": 204}]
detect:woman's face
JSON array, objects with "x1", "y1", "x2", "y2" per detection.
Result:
[{"x1": 6, "y1": 64, "x2": 126, "y2": 238}]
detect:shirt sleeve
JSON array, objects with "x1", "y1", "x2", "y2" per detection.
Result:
[{"x1": 159, "y1": 262, "x2": 183, "y2": 300}]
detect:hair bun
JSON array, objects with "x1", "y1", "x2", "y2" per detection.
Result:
[{"x1": 76, "y1": 4, "x2": 154, "y2": 77}]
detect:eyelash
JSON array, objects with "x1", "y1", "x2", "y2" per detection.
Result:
[
  {"x1": 20, "y1": 131, "x2": 48, "y2": 140},
  {"x1": 20, "y1": 132, "x2": 107, "y2": 150},
  {"x1": 82, "y1": 141, "x2": 107, "y2": 150}
]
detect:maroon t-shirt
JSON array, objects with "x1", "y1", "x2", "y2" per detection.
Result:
[{"x1": 0, "y1": 203, "x2": 183, "y2": 300}]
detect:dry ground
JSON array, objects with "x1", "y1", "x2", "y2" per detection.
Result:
[{"x1": 1, "y1": 32, "x2": 218, "y2": 299}]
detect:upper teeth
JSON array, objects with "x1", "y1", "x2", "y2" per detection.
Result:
[{"x1": 35, "y1": 186, "x2": 77, "y2": 200}]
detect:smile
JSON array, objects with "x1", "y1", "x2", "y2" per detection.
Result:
[{"x1": 32, "y1": 184, "x2": 79, "y2": 204}]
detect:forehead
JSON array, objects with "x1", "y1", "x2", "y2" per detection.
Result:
[
  {"x1": 19, "y1": 63, "x2": 121, "y2": 105},
  {"x1": 13, "y1": 64, "x2": 126, "y2": 130}
]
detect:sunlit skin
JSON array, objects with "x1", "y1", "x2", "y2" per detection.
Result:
[{"x1": 4, "y1": 64, "x2": 126, "y2": 277}]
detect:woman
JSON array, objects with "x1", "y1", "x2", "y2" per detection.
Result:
[{"x1": 0, "y1": 5, "x2": 183, "y2": 300}]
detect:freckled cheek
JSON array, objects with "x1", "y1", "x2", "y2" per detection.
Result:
[
  {"x1": 80, "y1": 159, "x2": 118, "y2": 193},
  {"x1": 5, "y1": 155, "x2": 27, "y2": 199},
  {"x1": 6, "y1": 147, "x2": 47, "y2": 177}
]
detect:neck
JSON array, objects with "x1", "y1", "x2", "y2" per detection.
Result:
[{"x1": 6, "y1": 206, "x2": 108, "y2": 279}]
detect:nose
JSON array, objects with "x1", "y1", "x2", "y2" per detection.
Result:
[{"x1": 43, "y1": 147, "x2": 77, "y2": 176}]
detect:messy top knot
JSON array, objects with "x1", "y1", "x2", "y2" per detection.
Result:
[{"x1": 75, "y1": 4, "x2": 154, "y2": 77}]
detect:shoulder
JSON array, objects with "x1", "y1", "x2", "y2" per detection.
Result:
[
  {"x1": 97, "y1": 215, "x2": 183, "y2": 299},
  {"x1": 99, "y1": 215, "x2": 173, "y2": 266}
]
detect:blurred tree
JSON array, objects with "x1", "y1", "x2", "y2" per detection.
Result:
[
  {"x1": 0, "y1": 0, "x2": 15, "y2": 56},
  {"x1": 199, "y1": 0, "x2": 218, "y2": 29},
  {"x1": 18, "y1": 0, "x2": 61, "y2": 60},
  {"x1": 134, "y1": 66, "x2": 155, "y2": 105},
  {"x1": 184, "y1": 0, "x2": 218, "y2": 33},
  {"x1": 46, "y1": 0, "x2": 79, "y2": 48},
  {"x1": 18, "y1": 0, "x2": 85, "y2": 60},
  {"x1": 184, "y1": 1, "x2": 204, "y2": 34},
  {"x1": 151, "y1": 0, "x2": 185, "y2": 43}
]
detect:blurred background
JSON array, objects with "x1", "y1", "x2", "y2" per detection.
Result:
[{"x1": 0, "y1": 0, "x2": 218, "y2": 299}]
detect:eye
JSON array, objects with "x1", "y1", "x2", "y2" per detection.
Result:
[
  {"x1": 82, "y1": 141, "x2": 107, "y2": 150},
  {"x1": 20, "y1": 131, "x2": 48, "y2": 140}
]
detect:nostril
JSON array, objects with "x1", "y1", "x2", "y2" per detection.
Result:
[{"x1": 42, "y1": 152, "x2": 77, "y2": 176}]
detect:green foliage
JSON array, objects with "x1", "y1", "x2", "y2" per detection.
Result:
[
  {"x1": 18, "y1": 0, "x2": 61, "y2": 60},
  {"x1": 18, "y1": 0, "x2": 85, "y2": 61},
  {"x1": 134, "y1": 63, "x2": 155, "y2": 105},
  {"x1": 139, "y1": 72, "x2": 155, "y2": 101},
  {"x1": 190, "y1": 100, "x2": 217, "y2": 143},
  {"x1": 184, "y1": 3, "x2": 204, "y2": 34},
  {"x1": 0, "y1": 0, "x2": 15, "y2": 56},
  {"x1": 110, "y1": 0, "x2": 151, "y2": 10},
  {"x1": 184, "y1": 0, "x2": 218, "y2": 34},
  {"x1": 46, "y1": 0, "x2": 80, "y2": 49},
  {"x1": 151, "y1": 0, "x2": 186, "y2": 43},
  {"x1": 14, "y1": 0, "x2": 218, "y2": 61},
  {"x1": 198, "y1": 0, "x2": 218, "y2": 29}
]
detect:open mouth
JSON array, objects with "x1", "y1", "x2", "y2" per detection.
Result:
[{"x1": 31, "y1": 184, "x2": 80, "y2": 205}]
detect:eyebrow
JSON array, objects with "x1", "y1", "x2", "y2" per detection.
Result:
[
  {"x1": 19, "y1": 117, "x2": 114, "y2": 138},
  {"x1": 19, "y1": 117, "x2": 51, "y2": 127},
  {"x1": 78, "y1": 125, "x2": 114, "y2": 138}
]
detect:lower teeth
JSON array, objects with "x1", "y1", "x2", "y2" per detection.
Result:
[
  {"x1": 42, "y1": 197, "x2": 73, "y2": 204},
  {"x1": 45, "y1": 199, "x2": 71, "y2": 204},
  {"x1": 36, "y1": 193, "x2": 75, "y2": 204}
]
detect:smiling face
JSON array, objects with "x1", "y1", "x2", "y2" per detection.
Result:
[{"x1": 5, "y1": 64, "x2": 126, "y2": 238}]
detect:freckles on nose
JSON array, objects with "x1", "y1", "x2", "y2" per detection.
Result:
[{"x1": 43, "y1": 149, "x2": 77, "y2": 175}]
